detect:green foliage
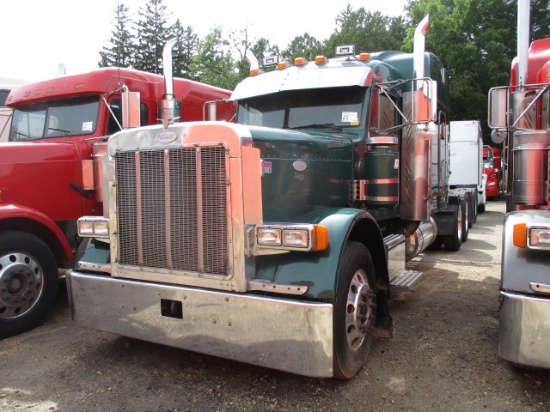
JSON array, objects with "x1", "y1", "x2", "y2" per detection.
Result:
[
  {"x1": 190, "y1": 28, "x2": 241, "y2": 90},
  {"x1": 281, "y1": 33, "x2": 324, "y2": 61},
  {"x1": 170, "y1": 20, "x2": 198, "y2": 80},
  {"x1": 132, "y1": 0, "x2": 172, "y2": 74},
  {"x1": 325, "y1": 7, "x2": 409, "y2": 56}
]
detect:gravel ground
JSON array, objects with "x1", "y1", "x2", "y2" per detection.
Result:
[{"x1": 1, "y1": 200, "x2": 550, "y2": 412}]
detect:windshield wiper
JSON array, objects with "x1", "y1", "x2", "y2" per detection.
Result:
[
  {"x1": 48, "y1": 127, "x2": 71, "y2": 136},
  {"x1": 290, "y1": 123, "x2": 344, "y2": 133}
]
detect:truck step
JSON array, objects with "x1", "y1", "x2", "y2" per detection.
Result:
[{"x1": 389, "y1": 269, "x2": 423, "y2": 293}]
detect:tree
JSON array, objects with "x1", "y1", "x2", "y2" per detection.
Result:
[
  {"x1": 324, "y1": 7, "x2": 409, "y2": 56},
  {"x1": 132, "y1": 0, "x2": 172, "y2": 74},
  {"x1": 282, "y1": 33, "x2": 324, "y2": 61},
  {"x1": 190, "y1": 27, "x2": 240, "y2": 90},
  {"x1": 404, "y1": 0, "x2": 517, "y2": 139},
  {"x1": 170, "y1": 19, "x2": 199, "y2": 80},
  {"x1": 98, "y1": 3, "x2": 133, "y2": 68}
]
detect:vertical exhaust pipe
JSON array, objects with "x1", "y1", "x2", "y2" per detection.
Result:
[
  {"x1": 517, "y1": 0, "x2": 530, "y2": 88},
  {"x1": 159, "y1": 37, "x2": 181, "y2": 127},
  {"x1": 413, "y1": 14, "x2": 430, "y2": 79}
]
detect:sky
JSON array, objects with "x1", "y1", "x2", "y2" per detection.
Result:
[{"x1": 2, "y1": 0, "x2": 407, "y2": 83}]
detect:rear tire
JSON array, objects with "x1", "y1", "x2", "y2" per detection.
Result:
[
  {"x1": 461, "y1": 199, "x2": 469, "y2": 242},
  {"x1": 0, "y1": 231, "x2": 58, "y2": 339},
  {"x1": 443, "y1": 203, "x2": 462, "y2": 251},
  {"x1": 333, "y1": 241, "x2": 377, "y2": 379}
]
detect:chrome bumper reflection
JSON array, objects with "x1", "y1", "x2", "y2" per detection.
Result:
[
  {"x1": 66, "y1": 271, "x2": 334, "y2": 377},
  {"x1": 498, "y1": 291, "x2": 550, "y2": 369}
]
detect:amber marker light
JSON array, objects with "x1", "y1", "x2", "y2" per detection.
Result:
[
  {"x1": 314, "y1": 55, "x2": 327, "y2": 64},
  {"x1": 276, "y1": 61, "x2": 289, "y2": 70},
  {"x1": 513, "y1": 223, "x2": 527, "y2": 248},
  {"x1": 312, "y1": 225, "x2": 329, "y2": 251},
  {"x1": 294, "y1": 57, "x2": 307, "y2": 66},
  {"x1": 359, "y1": 53, "x2": 371, "y2": 61}
]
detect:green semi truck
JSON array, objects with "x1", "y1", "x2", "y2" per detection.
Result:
[{"x1": 66, "y1": 15, "x2": 466, "y2": 379}]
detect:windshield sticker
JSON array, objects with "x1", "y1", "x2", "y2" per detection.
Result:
[
  {"x1": 262, "y1": 160, "x2": 272, "y2": 174},
  {"x1": 82, "y1": 121, "x2": 93, "y2": 132},
  {"x1": 342, "y1": 111, "x2": 358, "y2": 124}
]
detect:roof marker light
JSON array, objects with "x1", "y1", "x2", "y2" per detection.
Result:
[
  {"x1": 294, "y1": 57, "x2": 307, "y2": 66},
  {"x1": 314, "y1": 55, "x2": 327, "y2": 64},
  {"x1": 359, "y1": 53, "x2": 371, "y2": 61},
  {"x1": 277, "y1": 61, "x2": 289, "y2": 70}
]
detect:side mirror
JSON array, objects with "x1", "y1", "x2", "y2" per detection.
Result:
[
  {"x1": 121, "y1": 89, "x2": 141, "y2": 129},
  {"x1": 414, "y1": 79, "x2": 437, "y2": 123},
  {"x1": 488, "y1": 87, "x2": 508, "y2": 129}
]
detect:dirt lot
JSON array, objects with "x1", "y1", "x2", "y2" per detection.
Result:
[{"x1": 1, "y1": 200, "x2": 550, "y2": 412}]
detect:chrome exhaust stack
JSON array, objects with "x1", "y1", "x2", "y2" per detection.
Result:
[{"x1": 159, "y1": 37, "x2": 181, "y2": 127}]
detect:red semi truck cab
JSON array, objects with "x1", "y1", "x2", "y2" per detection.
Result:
[
  {"x1": 488, "y1": 0, "x2": 550, "y2": 369},
  {"x1": 482, "y1": 145, "x2": 501, "y2": 199},
  {"x1": 0, "y1": 41, "x2": 233, "y2": 338}
]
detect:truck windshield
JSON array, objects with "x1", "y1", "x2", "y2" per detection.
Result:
[
  {"x1": 9, "y1": 96, "x2": 99, "y2": 141},
  {"x1": 236, "y1": 87, "x2": 366, "y2": 130}
]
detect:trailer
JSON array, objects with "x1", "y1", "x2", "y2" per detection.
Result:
[{"x1": 448, "y1": 120, "x2": 486, "y2": 233}]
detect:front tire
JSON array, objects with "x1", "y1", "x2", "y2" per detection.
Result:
[
  {"x1": 333, "y1": 241, "x2": 377, "y2": 379},
  {"x1": 0, "y1": 231, "x2": 58, "y2": 339}
]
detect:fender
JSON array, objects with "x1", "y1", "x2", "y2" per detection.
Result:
[
  {"x1": 256, "y1": 208, "x2": 388, "y2": 300},
  {"x1": 0, "y1": 204, "x2": 74, "y2": 263}
]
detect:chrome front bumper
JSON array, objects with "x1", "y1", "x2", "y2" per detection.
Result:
[
  {"x1": 498, "y1": 291, "x2": 550, "y2": 369},
  {"x1": 66, "y1": 271, "x2": 334, "y2": 377}
]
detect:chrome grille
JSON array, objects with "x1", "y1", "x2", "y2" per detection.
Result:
[{"x1": 115, "y1": 146, "x2": 228, "y2": 276}]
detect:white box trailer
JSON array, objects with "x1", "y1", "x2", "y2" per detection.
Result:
[{"x1": 449, "y1": 120, "x2": 486, "y2": 229}]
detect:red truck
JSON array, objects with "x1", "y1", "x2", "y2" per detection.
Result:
[
  {"x1": 0, "y1": 39, "x2": 232, "y2": 338},
  {"x1": 482, "y1": 145, "x2": 501, "y2": 199},
  {"x1": 488, "y1": 0, "x2": 550, "y2": 369}
]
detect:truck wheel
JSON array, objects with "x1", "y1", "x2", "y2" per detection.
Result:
[
  {"x1": 0, "y1": 231, "x2": 58, "y2": 339},
  {"x1": 443, "y1": 204, "x2": 462, "y2": 251},
  {"x1": 471, "y1": 195, "x2": 478, "y2": 225},
  {"x1": 461, "y1": 199, "x2": 469, "y2": 242},
  {"x1": 333, "y1": 241, "x2": 377, "y2": 379}
]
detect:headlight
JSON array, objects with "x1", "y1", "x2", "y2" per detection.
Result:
[
  {"x1": 78, "y1": 217, "x2": 109, "y2": 238},
  {"x1": 513, "y1": 222, "x2": 550, "y2": 250},
  {"x1": 256, "y1": 224, "x2": 328, "y2": 252}
]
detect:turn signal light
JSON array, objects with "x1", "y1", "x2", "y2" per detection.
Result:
[{"x1": 513, "y1": 223, "x2": 527, "y2": 248}]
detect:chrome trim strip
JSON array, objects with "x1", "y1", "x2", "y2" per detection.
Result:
[
  {"x1": 365, "y1": 178, "x2": 399, "y2": 184},
  {"x1": 530, "y1": 282, "x2": 550, "y2": 295},
  {"x1": 67, "y1": 271, "x2": 334, "y2": 377},
  {"x1": 77, "y1": 261, "x2": 112, "y2": 274},
  {"x1": 248, "y1": 279, "x2": 308, "y2": 295},
  {"x1": 196, "y1": 147, "x2": 204, "y2": 272},
  {"x1": 164, "y1": 149, "x2": 172, "y2": 268},
  {"x1": 135, "y1": 151, "x2": 143, "y2": 266}
]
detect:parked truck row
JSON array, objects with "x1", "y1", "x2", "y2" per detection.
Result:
[{"x1": 2, "y1": 14, "x2": 504, "y2": 379}]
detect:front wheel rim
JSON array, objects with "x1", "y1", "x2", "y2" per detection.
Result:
[
  {"x1": 0, "y1": 252, "x2": 44, "y2": 319},
  {"x1": 345, "y1": 269, "x2": 375, "y2": 350}
]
